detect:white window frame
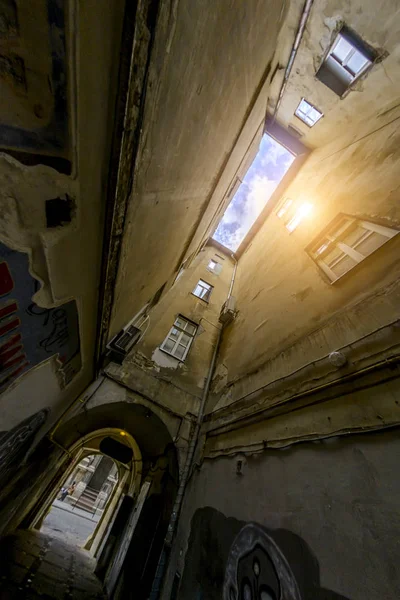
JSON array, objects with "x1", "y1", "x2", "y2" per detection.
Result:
[
  {"x1": 276, "y1": 198, "x2": 293, "y2": 219},
  {"x1": 279, "y1": 202, "x2": 313, "y2": 233},
  {"x1": 329, "y1": 33, "x2": 371, "y2": 80},
  {"x1": 160, "y1": 316, "x2": 197, "y2": 361},
  {"x1": 309, "y1": 216, "x2": 398, "y2": 282},
  {"x1": 207, "y1": 259, "x2": 222, "y2": 275},
  {"x1": 295, "y1": 98, "x2": 323, "y2": 127},
  {"x1": 192, "y1": 279, "x2": 213, "y2": 302},
  {"x1": 317, "y1": 27, "x2": 375, "y2": 96}
]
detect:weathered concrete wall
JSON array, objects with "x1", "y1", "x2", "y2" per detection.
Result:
[
  {"x1": 164, "y1": 428, "x2": 400, "y2": 600},
  {"x1": 212, "y1": 113, "x2": 400, "y2": 417},
  {"x1": 269, "y1": 0, "x2": 400, "y2": 149},
  {"x1": 0, "y1": 1, "x2": 125, "y2": 433},
  {"x1": 110, "y1": 243, "x2": 234, "y2": 410},
  {"x1": 71, "y1": 376, "x2": 192, "y2": 476},
  {"x1": 78, "y1": 377, "x2": 185, "y2": 459},
  {"x1": 202, "y1": 0, "x2": 400, "y2": 422},
  {"x1": 109, "y1": 0, "x2": 288, "y2": 336},
  {"x1": 204, "y1": 371, "x2": 400, "y2": 457}
]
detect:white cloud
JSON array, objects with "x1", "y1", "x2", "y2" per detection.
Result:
[
  {"x1": 246, "y1": 174, "x2": 278, "y2": 219},
  {"x1": 215, "y1": 175, "x2": 279, "y2": 250},
  {"x1": 234, "y1": 176, "x2": 278, "y2": 249},
  {"x1": 260, "y1": 138, "x2": 292, "y2": 167},
  {"x1": 214, "y1": 134, "x2": 294, "y2": 251}
]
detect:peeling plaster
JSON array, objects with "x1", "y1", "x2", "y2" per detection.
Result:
[
  {"x1": 151, "y1": 348, "x2": 182, "y2": 370},
  {"x1": 211, "y1": 363, "x2": 228, "y2": 395}
]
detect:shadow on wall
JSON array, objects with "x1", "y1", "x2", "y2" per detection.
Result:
[{"x1": 178, "y1": 507, "x2": 351, "y2": 600}]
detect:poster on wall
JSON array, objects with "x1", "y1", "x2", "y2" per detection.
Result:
[{"x1": 0, "y1": 242, "x2": 81, "y2": 394}]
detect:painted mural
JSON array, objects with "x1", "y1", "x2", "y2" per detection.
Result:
[
  {"x1": 0, "y1": 0, "x2": 71, "y2": 173},
  {"x1": 0, "y1": 242, "x2": 81, "y2": 394},
  {"x1": 223, "y1": 523, "x2": 300, "y2": 600},
  {"x1": 177, "y1": 508, "x2": 351, "y2": 600}
]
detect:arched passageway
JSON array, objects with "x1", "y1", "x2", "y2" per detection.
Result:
[
  {"x1": 0, "y1": 402, "x2": 179, "y2": 599},
  {"x1": 40, "y1": 452, "x2": 120, "y2": 547}
]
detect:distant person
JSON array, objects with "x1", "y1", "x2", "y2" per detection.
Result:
[
  {"x1": 58, "y1": 481, "x2": 76, "y2": 501},
  {"x1": 68, "y1": 482, "x2": 76, "y2": 497},
  {"x1": 59, "y1": 486, "x2": 68, "y2": 501}
]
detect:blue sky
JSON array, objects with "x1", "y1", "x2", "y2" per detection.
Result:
[{"x1": 213, "y1": 134, "x2": 295, "y2": 251}]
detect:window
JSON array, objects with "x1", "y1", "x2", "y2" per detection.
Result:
[
  {"x1": 160, "y1": 316, "x2": 197, "y2": 360},
  {"x1": 286, "y1": 203, "x2": 313, "y2": 232},
  {"x1": 277, "y1": 199, "x2": 313, "y2": 232},
  {"x1": 295, "y1": 99, "x2": 323, "y2": 127},
  {"x1": 193, "y1": 279, "x2": 213, "y2": 302},
  {"x1": 309, "y1": 215, "x2": 398, "y2": 282},
  {"x1": 207, "y1": 259, "x2": 223, "y2": 275},
  {"x1": 316, "y1": 27, "x2": 375, "y2": 96},
  {"x1": 276, "y1": 198, "x2": 293, "y2": 219}
]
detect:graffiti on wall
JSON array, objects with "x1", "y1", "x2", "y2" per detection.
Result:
[
  {"x1": 223, "y1": 523, "x2": 301, "y2": 600},
  {"x1": 0, "y1": 408, "x2": 48, "y2": 488},
  {"x1": 177, "y1": 507, "x2": 351, "y2": 600},
  {"x1": 0, "y1": 242, "x2": 81, "y2": 394}
]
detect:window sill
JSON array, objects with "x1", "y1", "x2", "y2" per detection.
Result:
[
  {"x1": 159, "y1": 347, "x2": 187, "y2": 363},
  {"x1": 191, "y1": 293, "x2": 209, "y2": 303}
]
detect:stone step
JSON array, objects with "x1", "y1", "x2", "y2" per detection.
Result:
[{"x1": 73, "y1": 487, "x2": 101, "y2": 513}]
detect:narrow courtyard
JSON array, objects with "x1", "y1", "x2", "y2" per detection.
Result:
[{"x1": 0, "y1": 0, "x2": 399, "y2": 598}]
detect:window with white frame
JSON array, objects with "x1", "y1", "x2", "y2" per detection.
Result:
[
  {"x1": 193, "y1": 279, "x2": 213, "y2": 301},
  {"x1": 276, "y1": 198, "x2": 293, "y2": 219},
  {"x1": 316, "y1": 27, "x2": 376, "y2": 96},
  {"x1": 309, "y1": 216, "x2": 398, "y2": 282},
  {"x1": 160, "y1": 316, "x2": 197, "y2": 360},
  {"x1": 286, "y1": 203, "x2": 313, "y2": 232},
  {"x1": 295, "y1": 99, "x2": 323, "y2": 127},
  {"x1": 277, "y1": 198, "x2": 313, "y2": 232},
  {"x1": 207, "y1": 259, "x2": 223, "y2": 275}
]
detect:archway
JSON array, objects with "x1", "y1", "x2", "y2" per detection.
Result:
[
  {"x1": 31, "y1": 426, "x2": 142, "y2": 554},
  {"x1": 26, "y1": 402, "x2": 179, "y2": 599},
  {"x1": 40, "y1": 452, "x2": 120, "y2": 547}
]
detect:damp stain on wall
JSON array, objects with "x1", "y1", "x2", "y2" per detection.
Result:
[{"x1": 0, "y1": 0, "x2": 71, "y2": 173}]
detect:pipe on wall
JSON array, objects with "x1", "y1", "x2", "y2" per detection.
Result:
[
  {"x1": 228, "y1": 253, "x2": 238, "y2": 299},
  {"x1": 272, "y1": 0, "x2": 314, "y2": 120},
  {"x1": 149, "y1": 255, "x2": 238, "y2": 598},
  {"x1": 149, "y1": 327, "x2": 223, "y2": 599}
]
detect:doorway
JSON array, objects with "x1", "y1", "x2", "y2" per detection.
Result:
[{"x1": 41, "y1": 453, "x2": 119, "y2": 547}]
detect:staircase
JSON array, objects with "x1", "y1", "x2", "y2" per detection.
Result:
[{"x1": 73, "y1": 486, "x2": 99, "y2": 514}]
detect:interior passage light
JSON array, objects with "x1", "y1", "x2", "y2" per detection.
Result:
[{"x1": 119, "y1": 431, "x2": 127, "y2": 436}]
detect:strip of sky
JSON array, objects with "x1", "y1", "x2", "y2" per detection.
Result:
[{"x1": 213, "y1": 134, "x2": 295, "y2": 251}]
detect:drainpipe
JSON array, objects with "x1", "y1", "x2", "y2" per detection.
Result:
[
  {"x1": 149, "y1": 327, "x2": 223, "y2": 599},
  {"x1": 149, "y1": 255, "x2": 237, "y2": 599},
  {"x1": 273, "y1": 0, "x2": 314, "y2": 120},
  {"x1": 228, "y1": 253, "x2": 238, "y2": 299}
]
